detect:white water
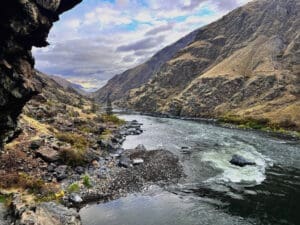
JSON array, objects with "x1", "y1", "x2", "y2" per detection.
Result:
[{"x1": 202, "y1": 145, "x2": 272, "y2": 184}]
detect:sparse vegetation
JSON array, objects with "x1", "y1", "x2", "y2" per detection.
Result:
[
  {"x1": 59, "y1": 147, "x2": 86, "y2": 166},
  {"x1": 219, "y1": 114, "x2": 270, "y2": 130},
  {"x1": 218, "y1": 114, "x2": 300, "y2": 137},
  {"x1": 67, "y1": 182, "x2": 80, "y2": 193},
  {"x1": 0, "y1": 195, "x2": 6, "y2": 203},
  {"x1": 56, "y1": 132, "x2": 89, "y2": 166},
  {"x1": 56, "y1": 132, "x2": 88, "y2": 150},
  {"x1": 77, "y1": 125, "x2": 96, "y2": 133},
  {"x1": 0, "y1": 172, "x2": 45, "y2": 193},
  {"x1": 82, "y1": 174, "x2": 92, "y2": 188},
  {"x1": 100, "y1": 114, "x2": 126, "y2": 126},
  {"x1": 99, "y1": 129, "x2": 112, "y2": 140},
  {"x1": 0, "y1": 195, "x2": 13, "y2": 208}
]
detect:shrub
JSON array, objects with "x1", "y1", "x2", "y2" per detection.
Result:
[
  {"x1": 59, "y1": 147, "x2": 86, "y2": 166},
  {"x1": 19, "y1": 173, "x2": 45, "y2": 193},
  {"x1": 56, "y1": 132, "x2": 89, "y2": 166},
  {"x1": 77, "y1": 125, "x2": 95, "y2": 133},
  {"x1": 67, "y1": 183, "x2": 80, "y2": 193},
  {"x1": 0, "y1": 195, "x2": 13, "y2": 208},
  {"x1": 219, "y1": 115, "x2": 270, "y2": 130},
  {"x1": 56, "y1": 132, "x2": 88, "y2": 151},
  {"x1": 278, "y1": 119, "x2": 297, "y2": 130},
  {"x1": 100, "y1": 114, "x2": 125, "y2": 126},
  {"x1": 82, "y1": 175, "x2": 92, "y2": 188},
  {"x1": 0, "y1": 195, "x2": 6, "y2": 203},
  {"x1": 0, "y1": 172, "x2": 45, "y2": 193},
  {"x1": 99, "y1": 129, "x2": 112, "y2": 140}
]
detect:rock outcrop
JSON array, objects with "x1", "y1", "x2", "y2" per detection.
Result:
[
  {"x1": 11, "y1": 195, "x2": 81, "y2": 225},
  {"x1": 96, "y1": 0, "x2": 300, "y2": 130},
  {"x1": 0, "y1": 0, "x2": 82, "y2": 149}
]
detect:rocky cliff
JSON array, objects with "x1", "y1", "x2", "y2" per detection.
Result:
[
  {"x1": 96, "y1": 0, "x2": 300, "y2": 131},
  {"x1": 0, "y1": 0, "x2": 82, "y2": 148}
]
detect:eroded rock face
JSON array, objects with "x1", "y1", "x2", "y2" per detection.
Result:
[{"x1": 0, "y1": 0, "x2": 82, "y2": 148}]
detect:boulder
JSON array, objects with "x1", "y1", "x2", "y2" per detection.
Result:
[
  {"x1": 54, "y1": 165, "x2": 68, "y2": 181},
  {"x1": 230, "y1": 155, "x2": 256, "y2": 167},
  {"x1": 29, "y1": 139, "x2": 43, "y2": 150},
  {"x1": 36, "y1": 147, "x2": 60, "y2": 162},
  {"x1": 26, "y1": 202, "x2": 81, "y2": 225},
  {"x1": 69, "y1": 194, "x2": 83, "y2": 204},
  {"x1": 135, "y1": 144, "x2": 147, "y2": 151},
  {"x1": 119, "y1": 156, "x2": 133, "y2": 168}
]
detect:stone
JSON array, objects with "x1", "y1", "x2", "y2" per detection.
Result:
[
  {"x1": 132, "y1": 158, "x2": 144, "y2": 165},
  {"x1": 119, "y1": 156, "x2": 133, "y2": 168},
  {"x1": 135, "y1": 144, "x2": 147, "y2": 151},
  {"x1": 54, "y1": 165, "x2": 68, "y2": 181},
  {"x1": 69, "y1": 193, "x2": 83, "y2": 204},
  {"x1": 230, "y1": 155, "x2": 256, "y2": 167},
  {"x1": 29, "y1": 139, "x2": 43, "y2": 150},
  {"x1": 92, "y1": 160, "x2": 100, "y2": 168},
  {"x1": 75, "y1": 166, "x2": 85, "y2": 175},
  {"x1": 36, "y1": 147, "x2": 60, "y2": 162}
]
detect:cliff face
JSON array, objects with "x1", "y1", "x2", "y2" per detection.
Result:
[
  {"x1": 0, "y1": 0, "x2": 82, "y2": 148},
  {"x1": 98, "y1": 0, "x2": 300, "y2": 130}
]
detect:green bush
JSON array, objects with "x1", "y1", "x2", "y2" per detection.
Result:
[
  {"x1": 82, "y1": 175, "x2": 92, "y2": 188},
  {"x1": 67, "y1": 183, "x2": 80, "y2": 193},
  {"x1": 0, "y1": 195, "x2": 6, "y2": 203}
]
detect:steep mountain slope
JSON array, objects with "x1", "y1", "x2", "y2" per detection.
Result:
[
  {"x1": 94, "y1": 30, "x2": 198, "y2": 102},
  {"x1": 101, "y1": 0, "x2": 300, "y2": 130}
]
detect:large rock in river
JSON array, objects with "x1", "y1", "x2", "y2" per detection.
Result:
[{"x1": 230, "y1": 154, "x2": 256, "y2": 167}]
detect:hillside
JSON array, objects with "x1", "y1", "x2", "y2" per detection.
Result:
[
  {"x1": 1, "y1": 70, "x2": 120, "y2": 183},
  {"x1": 49, "y1": 75, "x2": 87, "y2": 95},
  {"x1": 96, "y1": 0, "x2": 300, "y2": 131},
  {"x1": 93, "y1": 30, "x2": 198, "y2": 102}
]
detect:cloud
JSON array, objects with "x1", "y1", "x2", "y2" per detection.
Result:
[
  {"x1": 145, "y1": 23, "x2": 174, "y2": 36},
  {"x1": 117, "y1": 35, "x2": 165, "y2": 52},
  {"x1": 33, "y1": 0, "x2": 251, "y2": 89}
]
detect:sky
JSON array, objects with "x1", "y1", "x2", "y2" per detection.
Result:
[{"x1": 33, "y1": 0, "x2": 251, "y2": 92}]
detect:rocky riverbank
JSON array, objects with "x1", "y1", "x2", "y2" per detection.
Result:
[{"x1": 1, "y1": 119, "x2": 183, "y2": 225}]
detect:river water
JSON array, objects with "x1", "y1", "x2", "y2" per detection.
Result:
[{"x1": 80, "y1": 114, "x2": 300, "y2": 225}]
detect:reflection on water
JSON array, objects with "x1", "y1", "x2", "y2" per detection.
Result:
[{"x1": 80, "y1": 114, "x2": 300, "y2": 225}]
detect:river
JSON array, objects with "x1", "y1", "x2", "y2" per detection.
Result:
[{"x1": 80, "y1": 114, "x2": 300, "y2": 225}]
